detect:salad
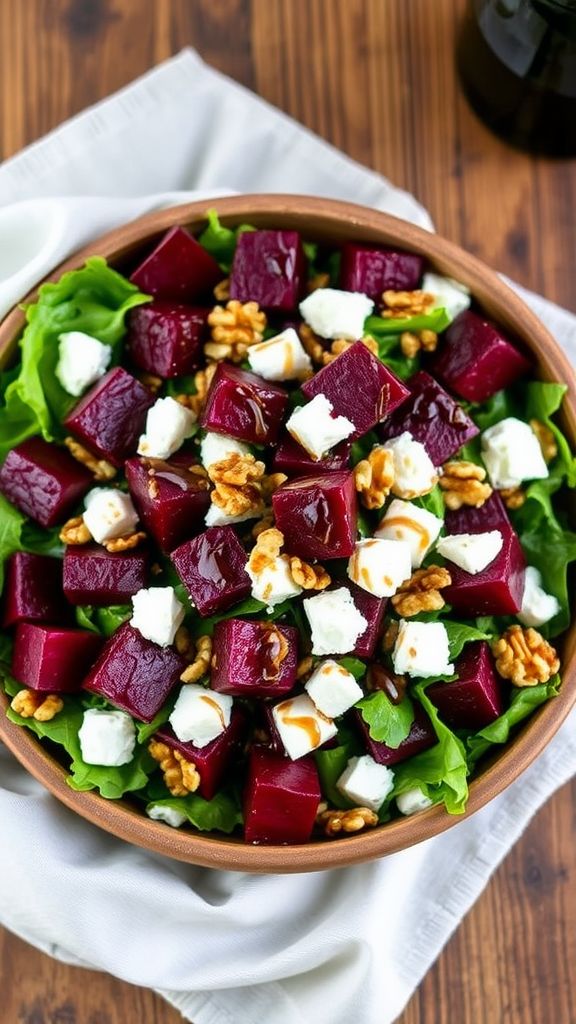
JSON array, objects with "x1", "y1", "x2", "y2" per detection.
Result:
[{"x1": 0, "y1": 210, "x2": 574, "y2": 846}]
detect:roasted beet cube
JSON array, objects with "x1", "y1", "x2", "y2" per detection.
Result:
[
  {"x1": 82, "y1": 621, "x2": 185, "y2": 722},
  {"x1": 155, "y1": 709, "x2": 247, "y2": 800},
  {"x1": 0, "y1": 438, "x2": 92, "y2": 528},
  {"x1": 432, "y1": 310, "x2": 531, "y2": 402},
  {"x1": 201, "y1": 363, "x2": 288, "y2": 445},
  {"x1": 272, "y1": 471, "x2": 357, "y2": 560},
  {"x1": 339, "y1": 243, "x2": 424, "y2": 300},
  {"x1": 64, "y1": 367, "x2": 154, "y2": 467},
  {"x1": 63, "y1": 544, "x2": 149, "y2": 606},
  {"x1": 126, "y1": 455, "x2": 211, "y2": 552},
  {"x1": 355, "y1": 702, "x2": 437, "y2": 766},
  {"x1": 380, "y1": 370, "x2": 479, "y2": 464},
  {"x1": 211, "y1": 619, "x2": 298, "y2": 697},
  {"x1": 12, "y1": 623, "x2": 102, "y2": 693},
  {"x1": 130, "y1": 226, "x2": 221, "y2": 302},
  {"x1": 230, "y1": 230, "x2": 306, "y2": 312},
  {"x1": 126, "y1": 301, "x2": 208, "y2": 378},
  {"x1": 272, "y1": 432, "x2": 351, "y2": 476},
  {"x1": 301, "y1": 341, "x2": 410, "y2": 439},
  {"x1": 244, "y1": 746, "x2": 321, "y2": 844},
  {"x1": 428, "y1": 641, "x2": 504, "y2": 730},
  {"x1": 3, "y1": 552, "x2": 66, "y2": 628},
  {"x1": 338, "y1": 580, "x2": 386, "y2": 658},
  {"x1": 170, "y1": 526, "x2": 251, "y2": 616}
]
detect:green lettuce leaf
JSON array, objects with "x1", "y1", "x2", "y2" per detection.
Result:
[
  {"x1": 197, "y1": 209, "x2": 255, "y2": 271},
  {"x1": 356, "y1": 691, "x2": 415, "y2": 747},
  {"x1": 0, "y1": 495, "x2": 26, "y2": 592},
  {"x1": 524, "y1": 381, "x2": 576, "y2": 488},
  {"x1": 365, "y1": 307, "x2": 451, "y2": 336},
  {"x1": 337, "y1": 656, "x2": 367, "y2": 680},
  {"x1": 75, "y1": 604, "x2": 132, "y2": 637},
  {"x1": 145, "y1": 790, "x2": 243, "y2": 833},
  {"x1": 467, "y1": 675, "x2": 560, "y2": 766},
  {"x1": 314, "y1": 744, "x2": 357, "y2": 809},
  {"x1": 467, "y1": 388, "x2": 517, "y2": 431},
  {"x1": 443, "y1": 621, "x2": 493, "y2": 660},
  {"x1": 413, "y1": 485, "x2": 445, "y2": 520}
]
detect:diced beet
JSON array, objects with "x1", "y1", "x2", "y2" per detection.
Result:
[
  {"x1": 272, "y1": 471, "x2": 357, "y2": 560},
  {"x1": 170, "y1": 526, "x2": 251, "y2": 616},
  {"x1": 211, "y1": 619, "x2": 299, "y2": 698},
  {"x1": 272, "y1": 432, "x2": 351, "y2": 476},
  {"x1": 339, "y1": 243, "x2": 424, "y2": 300},
  {"x1": 12, "y1": 623, "x2": 102, "y2": 694},
  {"x1": 3, "y1": 553, "x2": 66, "y2": 628},
  {"x1": 230, "y1": 230, "x2": 306, "y2": 312},
  {"x1": 428, "y1": 641, "x2": 504, "y2": 730},
  {"x1": 155, "y1": 709, "x2": 247, "y2": 800},
  {"x1": 201, "y1": 362, "x2": 288, "y2": 445},
  {"x1": 302, "y1": 341, "x2": 410, "y2": 439},
  {"x1": 63, "y1": 544, "x2": 149, "y2": 606},
  {"x1": 380, "y1": 370, "x2": 479, "y2": 464},
  {"x1": 0, "y1": 438, "x2": 93, "y2": 528},
  {"x1": 126, "y1": 301, "x2": 208, "y2": 378},
  {"x1": 445, "y1": 490, "x2": 512, "y2": 535},
  {"x1": 130, "y1": 226, "x2": 221, "y2": 302},
  {"x1": 355, "y1": 702, "x2": 437, "y2": 766},
  {"x1": 431, "y1": 310, "x2": 531, "y2": 402},
  {"x1": 126, "y1": 455, "x2": 211, "y2": 552},
  {"x1": 64, "y1": 367, "x2": 154, "y2": 467},
  {"x1": 82, "y1": 621, "x2": 185, "y2": 722},
  {"x1": 336, "y1": 580, "x2": 386, "y2": 658},
  {"x1": 244, "y1": 745, "x2": 321, "y2": 844}
]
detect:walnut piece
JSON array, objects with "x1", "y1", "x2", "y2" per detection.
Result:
[
  {"x1": 391, "y1": 565, "x2": 452, "y2": 617},
  {"x1": 492, "y1": 625, "x2": 560, "y2": 687},
  {"x1": 11, "y1": 689, "x2": 63, "y2": 722},
  {"x1": 260, "y1": 472, "x2": 288, "y2": 502},
  {"x1": 208, "y1": 452, "x2": 266, "y2": 486},
  {"x1": 400, "y1": 329, "x2": 438, "y2": 358},
  {"x1": 354, "y1": 447, "x2": 395, "y2": 510},
  {"x1": 381, "y1": 289, "x2": 435, "y2": 319},
  {"x1": 179, "y1": 635, "x2": 213, "y2": 684},
  {"x1": 499, "y1": 485, "x2": 526, "y2": 509},
  {"x1": 299, "y1": 323, "x2": 327, "y2": 364},
  {"x1": 208, "y1": 452, "x2": 266, "y2": 518},
  {"x1": 59, "y1": 516, "x2": 92, "y2": 545},
  {"x1": 206, "y1": 299, "x2": 267, "y2": 362},
  {"x1": 382, "y1": 620, "x2": 400, "y2": 652},
  {"x1": 321, "y1": 335, "x2": 380, "y2": 365},
  {"x1": 136, "y1": 371, "x2": 163, "y2": 394},
  {"x1": 248, "y1": 527, "x2": 284, "y2": 574},
  {"x1": 64, "y1": 437, "x2": 117, "y2": 481},
  {"x1": 251, "y1": 513, "x2": 276, "y2": 540},
  {"x1": 175, "y1": 364, "x2": 217, "y2": 418},
  {"x1": 439, "y1": 460, "x2": 493, "y2": 510},
  {"x1": 103, "y1": 531, "x2": 147, "y2": 553},
  {"x1": 296, "y1": 655, "x2": 314, "y2": 680},
  {"x1": 213, "y1": 277, "x2": 231, "y2": 302},
  {"x1": 289, "y1": 556, "x2": 331, "y2": 591},
  {"x1": 148, "y1": 739, "x2": 200, "y2": 796},
  {"x1": 306, "y1": 271, "x2": 330, "y2": 293},
  {"x1": 317, "y1": 806, "x2": 379, "y2": 836},
  {"x1": 530, "y1": 418, "x2": 558, "y2": 463}
]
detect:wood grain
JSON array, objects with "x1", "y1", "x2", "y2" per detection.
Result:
[{"x1": 0, "y1": 0, "x2": 575, "y2": 1021}]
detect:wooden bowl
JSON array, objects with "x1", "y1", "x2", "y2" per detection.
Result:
[{"x1": 1, "y1": 195, "x2": 575, "y2": 873}]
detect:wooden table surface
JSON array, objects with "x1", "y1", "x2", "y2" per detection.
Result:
[{"x1": 1, "y1": 1, "x2": 575, "y2": 1021}]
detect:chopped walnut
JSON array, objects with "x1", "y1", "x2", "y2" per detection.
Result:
[
  {"x1": 317, "y1": 806, "x2": 379, "y2": 836},
  {"x1": 251, "y1": 513, "x2": 275, "y2": 540},
  {"x1": 103, "y1": 531, "x2": 147, "y2": 553},
  {"x1": 382, "y1": 620, "x2": 399, "y2": 652},
  {"x1": 491, "y1": 625, "x2": 560, "y2": 687},
  {"x1": 209, "y1": 452, "x2": 266, "y2": 487},
  {"x1": 354, "y1": 447, "x2": 395, "y2": 510},
  {"x1": 64, "y1": 437, "x2": 117, "y2": 481},
  {"x1": 381, "y1": 289, "x2": 435, "y2": 319},
  {"x1": 499, "y1": 485, "x2": 526, "y2": 510},
  {"x1": 296, "y1": 655, "x2": 314, "y2": 680},
  {"x1": 180, "y1": 635, "x2": 213, "y2": 684},
  {"x1": 260, "y1": 472, "x2": 288, "y2": 502},
  {"x1": 208, "y1": 452, "x2": 266, "y2": 518},
  {"x1": 530, "y1": 418, "x2": 558, "y2": 463},
  {"x1": 136, "y1": 371, "x2": 163, "y2": 394},
  {"x1": 289, "y1": 556, "x2": 331, "y2": 591},
  {"x1": 299, "y1": 324, "x2": 327, "y2": 364},
  {"x1": 11, "y1": 689, "x2": 64, "y2": 722},
  {"x1": 321, "y1": 334, "x2": 379, "y2": 366},
  {"x1": 59, "y1": 516, "x2": 92, "y2": 546},
  {"x1": 391, "y1": 565, "x2": 452, "y2": 617},
  {"x1": 175, "y1": 364, "x2": 217, "y2": 418},
  {"x1": 148, "y1": 739, "x2": 200, "y2": 796},
  {"x1": 439, "y1": 460, "x2": 493, "y2": 510},
  {"x1": 213, "y1": 277, "x2": 231, "y2": 302},
  {"x1": 399, "y1": 328, "x2": 438, "y2": 358},
  {"x1": 306, "y1": 271, "x2": 330, "y2": 293},
  {"x1": 206, "y1": 300, "x2": 267, "y2": 363},
  {"x1": 248, "y1": 527, "x2": 284, "y2": 574}
]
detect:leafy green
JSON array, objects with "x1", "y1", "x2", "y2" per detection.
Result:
[
  {"x1": 190, "y1": 596, "x2": 295, "y2": 637},
  {"x1": 357, "y1": 691, "x2": 415, "y2": 747},
  {"x1": 443, "y1": 621, "x2": 493, "y2": 660},
  {"x1": 314, "y1": 744, "x2": 357, "y2": 809},
  {"x1": 0, "y1": 258, "x2": 149, "y2": 456},
  {"x1": 145, "y1": 790, "x2": 243, "y2": 833},
  {"x1": 135, "y1": 696, "x2": 177, "y2": 744},
  {"x1": 197, "y1": 209, "x2": 255, "y2": 272},
  {"x1": 351, "y1": 430, "x2": 379, "y2": 467},
  {"x1": 467, "y1": 675, "x2": 560, "y2": 766},
  {"x1": 0, "y1": 495, "x2": 26, "y2": 592},
  {"x1": 337, "y1": 656, "x2": 367, "y2": 680},
  {"x1": 413, "y1": 485, "x2": 445, "y2": 520},
  {"x1": 467, "y1": 388, "x2": 517, "y2": 431},
  {"x1": 75, "y1": 604, "x2": 132, "y2": 638},
  {"x1": 372, "y1": 332, "x2": 419, "y2": 381},
  {"x1": 365, "y1": 307, "x2": 451, "y2": 336},
  {"x1": 525, "y1": 381, "x2": 576, "y2": 487},
  {"x1": 514, "y1": 508, "x2": 576, "y2": 637}
]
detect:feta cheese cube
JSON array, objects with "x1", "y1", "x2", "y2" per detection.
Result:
[
  {"x1": 147, "y1": 804, "x2": 187, "y2": 828},
  {"x1": 304, "y1": 659, "x2": 363, "y2": 718},
  {"x1": 204, "y1": 503, "x2": 261, "y2": 528},
  {"x1": 382, "y1": 433, "x2": 438, "y2": 499},
  {"x1": 130, "y1": 586, "x2": 185, "y2": 647},
  {"x1": 396, "y1": 787, "x2": 433, "y2": 816},
  {"x1": 375, "y1": 498, "x2": 443, "y2": 568},
  {"x1": 56, "y1": 331, "x2": 112, "y2": 397},
  {"x1": 518, "y1": 566, "x2": 560, "y2": 628},
  {"x1": 272, "y1": 693, "x2": 337, "y2": 760},
  {"x1": 481, "y1": 417, "x2": 549, "y2": 489},
  {"x1": 392, "y1": 620, "x2": 454, "y2": 678},
  {"x1": 246, "y1": 553, "x2": 303, "y2": 611},
  {"x1": 347, "y1": 537, "x2": 412, "y2": 597},
  {"x1": 78, "y1": 709, "x2": 136, "y2": 767},
  {"x1": 286, "y1": 393, "x2": 355, "y2": 461},
  {"x1": 303, "y1": 587, "x2": 368, "y2": 656},
  {"x1": 436, "y1": 530, "x2": 503, "y2": 575},
  {"x1": 200, "y1": 431, "x2": 250, "y2": 469},
  {"x1": 421, "y1": 273, "x2": 471, "y2": 322},
  {"x1": 138, "y1": 396, "x2": 196, "y2": 459},
  {"x1": 169, "y1": 685, "x2": 233, "y2": 747},
  {"x1": 247, "y1": 328, "x2": 312, "y2": 381},
  {"x1": 336, "y1": 754, "x2": 394, "y2": 813},
  {"x1": 299, "y1": 287, "x2": 374, "y2": 341},
  {"x1": 83, "y1": 487, "x2": 139, "y2": 544}
]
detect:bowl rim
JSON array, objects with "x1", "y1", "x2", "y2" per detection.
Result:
[{"x1": 1, "y1": 193, "x2": 575, "y2": 874}]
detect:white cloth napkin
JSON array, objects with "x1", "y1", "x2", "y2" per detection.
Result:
[{"x1": 0, "y1": 49, "x2": 575, "y2": 1024}]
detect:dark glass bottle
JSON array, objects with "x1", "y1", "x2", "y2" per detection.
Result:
[{"x1": 457, "y1": 0, "x2": 576, "y2": 156}]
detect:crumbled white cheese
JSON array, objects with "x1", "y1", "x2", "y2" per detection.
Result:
[
  {"x1": 286, "y1": 393, "x2": 355, "y2": 460},
  {"x1": 421, "y1": 272, "x2": 471, "y2": 322},
  {"x1": 169, "y1": 685, "x2": 233, "y2": 747},
  {"x1": 481, "y1": 417, "x2": 549, "y2": 489},
  {"x1": 299, "y1": 287, "x2": 374, "y2": 340},
  {"x1": 146, "y1": 804, "x2": 187, "y2": 828},
  {"x1": 130, "y1": 586, "x2": 185, "y2": 647},
  {"x1": 336, "y1": 754, "x2": 395, "y2": 813},
  {"x1": 382, "y1": 433, "x2": 438, "y2": 499},
  {"x1": 138, "y1": 396, "x2": 196, "y2": 459},
  {"x1": 78, "y1": 709, "x2": 136, "y2": 767},
  {"x1": 303, "y1": 587, "x2": 368, "y2": 656},
  {"x1": 304, "y1": 659, "x2": 363, "y2": 718},
  {"x1": 204, "y1": 503, "x2": 261, "y2": 528},
  {"x1": 375, "y1": 498, "x2": 443, "y2": 568},
  {"x1": 518, "y1": 566, "x2": 560, "y2": 628},
  {"x1": 436, "y1": 530, "x2": 503, "y2": 575},
  {"x1": 392, "y1": 619, "x2": 454, "y2": 678},
  {"x1": 56, "y1": 331, "x2": 112, "y2": 397},
  {"x1": 82, "y1": 487, "x2": 139, "y2": 544},
  {"x1": 347, "y1": 538, "x2": 412, "y2": 597},
  {"x1": 272, "y1": 693, "x2": 337, "y2": 760},
  {"x1": 200, "y1": 431, "x2": 250, "y2": 469},
  {"x1": 246, "y1": 553, "x2": 303, "y2": 611},
  {"x1": 396, "y1": 787, "x2": 434, "y2": 816},
  {"x1": 247, "y1": 328, "x2": 312, "y2": 381}
]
